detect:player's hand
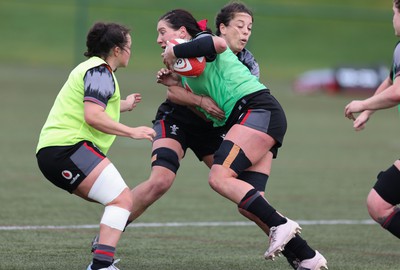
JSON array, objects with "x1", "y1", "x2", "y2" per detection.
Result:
[
  {"x1": 344, "y1": 100, "x2": 365, "y2": 120},
  {"x1": 156, "y1": 68, "x2": 180, "y2": 86},
  {"x1": 352, "y1": 112, "x2": 370, "y2": 131},
  {"x1": 199, "y1": 96, "x2": 225, "y2": 121},
  {"x1": 122, "y1": 93, "x2": 141, "y2": 112},
  {"x1": 130, "y1": 127, "x2": 156, "y2": 142},
  {"x1": 161, "y1": 41, "x2": 177, "y2": 70}
]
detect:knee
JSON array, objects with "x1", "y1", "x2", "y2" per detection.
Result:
[
  {"x1": 366, "y1": 192, "x2": 379, "y2": 220},
  {"x1": 149, "y1": 173, "x2": 174, "y2": 196},
  {"x1": 208, "y1": 168, "x2": 227, "y2": 193},
  {"x1": 112, "y1": 188, "x2": 134, "y2": 212},
  {"x1": 208, "y1": 172, "x2": 219, "y2": 192},
  {"x1": 366, "y1": 189, "x2": 392, "y2": 222}
]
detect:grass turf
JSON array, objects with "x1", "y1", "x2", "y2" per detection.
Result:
[{"x1": 0, "y1": 0, "x2": 399, "y2": 269}]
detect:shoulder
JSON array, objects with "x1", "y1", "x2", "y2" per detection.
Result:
[{"x1": 237, "y1": 48, "x2": 260, "y2": 78}]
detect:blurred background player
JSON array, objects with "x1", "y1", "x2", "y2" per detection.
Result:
[
  {"x1": 36, "y1": 22, "x2": 155, "y2": 270},
  {"x1": 344, "y1": 0, "x2": 400, "y2": 241}
]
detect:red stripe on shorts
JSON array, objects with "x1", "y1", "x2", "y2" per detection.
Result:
[
  {"x1": 160, "y1": 120, "x2": 166, "y2": 138},
  {"x1": 240, "y1": 109, "x2": 252, "y2": 125},
  {"x1": 83, "y1": 142, "x2": 105, "y2": 159}
]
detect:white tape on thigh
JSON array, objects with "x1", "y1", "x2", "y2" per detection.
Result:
[
  {"x1": 88, "y1": 163, "x2": 128, "y2": 205},
  {"x1": 101, "y1": 205, "x2": 131, "y2": 231}
]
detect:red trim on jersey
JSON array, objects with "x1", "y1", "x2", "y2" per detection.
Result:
[
  {"x1": 83, "y1": 142, "x2": 105, "y2": 159},
  {"x1": 101, "y1": 63, "x2": 113, "y2": 73},
  {"x1": 240, "y1": 109, "x2": 252, "y2": 125}
]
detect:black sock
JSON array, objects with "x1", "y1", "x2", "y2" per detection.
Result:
[
  {"x1": 91, "y1": 244, "x2": 115, "y2": 270},
  {"x1": 238, "y1": 189, "x2": 286, "y2": 227},
  {"x1": 284, "y1": 234, "x2": 315, "y2": 261},
  {"x1": 382, "y1": 208, "x2": 400, "y2": 239}
]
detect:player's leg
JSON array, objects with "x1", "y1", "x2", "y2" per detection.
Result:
[
  {"x1": 128, "y1": 138, "x2": 183, "y2": 221},
  {"x1": 78, "y1": 159, "x2": 132, "y2": 270},
  {"x1": 209, "y1": 124, "x2": 301, "y2": 259},
  {"x1": 236, "y1": 153, "x2": 301, "y2": 269},
  {"x1": 37, "y1": 141, "x2": 130, "y2": 270},
  {"x1": 237, "y1": 151, "x2": 272, "y2": 235},
  {"x1": 367, "y1": 160, "x2": 400, "y2": 238}
]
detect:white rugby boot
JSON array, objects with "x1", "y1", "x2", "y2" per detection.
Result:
[
  {"x1": 296, "y1": 251, "x2": 328, "y2": 270},
  {"x1": 264, "y1": 218, "x2": 302, "y2": 260}
]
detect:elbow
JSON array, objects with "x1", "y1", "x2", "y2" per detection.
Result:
[
  {"x1": 84, "y1": 115, "x2": 96, "y2": 126},
  {"x1": 213, "y1": 36, "x2": 227, "y2": 54}
]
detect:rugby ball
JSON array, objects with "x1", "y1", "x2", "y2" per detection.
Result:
[{"x1": 169, "y1": 38, "x2": 206, "y2": 77}]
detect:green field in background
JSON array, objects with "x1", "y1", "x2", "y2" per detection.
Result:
[{"x1": 0, "y1": 1, "x2": 399, "y2": 269}]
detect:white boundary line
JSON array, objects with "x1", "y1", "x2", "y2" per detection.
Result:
[{"x1": 0, "y1": 219, "x2": 376, "y2": 231}]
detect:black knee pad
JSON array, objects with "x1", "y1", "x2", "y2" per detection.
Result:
[
  {"x1": 238, "y1": 171, "x2": 269, "y2": 192},
  {"x1": 151, "y1": 147, "x2": 180, "y2": 174},
  {"x1": 374, "y1": 165, "x2": 400, "y2": 205},
  {"x1": 213, "y1": 140, "x2": 252, "y2": 175}
]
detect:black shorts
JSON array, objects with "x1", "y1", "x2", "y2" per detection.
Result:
[
  {"x1": 153, "y1": 100, "x2": 226, "y2": 160},
  {"x1": 226, "y1": 90, "x2": 287, "y2": 158},
  {"x1": 36, "y1": 141, "x2": 106, "y2": 193}
]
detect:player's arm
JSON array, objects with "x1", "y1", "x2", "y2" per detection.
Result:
[
  {"x1": 120, "y1": 93, "x2": 142, "y2": 112},
  {"x1": 84, "y1": 102, "x2": 155, "y2": 141},
  {"x1": 363, "y1": 76, "x2": 400, "y2": 109},
  {"x1": 163, "y1": 35, "x2": 227, "y2": 69},
  {"x1": 83, "y1": 66, "x2": 155, "y2": 141},
  {"x1": 167, "y1": 86, "x2": 225, "y2": 121},
  {"x1": 347, "y1": 76, "x2": 392, "y2": 131},
  {"x1": 344, "y1": 76, "x2": 400, "y2": 119},
  {"x1": 172, "y1": 35, "x2": 227, "y2": 58}
]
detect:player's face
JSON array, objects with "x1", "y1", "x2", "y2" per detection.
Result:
[
  {"x1": 219, "y1": 12, "x2": 253, "y2": 54},
  {"x1": 157, "y1": 20, "x2": 183, "y2": 49},
  {"x1": 117, "y1": 34, "x2": 132, "y2": 67},
  {"x1": 393, "y1": 3, "x2": 400, "y2": 37},
  {"x1": 118, "y1": 34, "x2": 132, "y2": 68}
]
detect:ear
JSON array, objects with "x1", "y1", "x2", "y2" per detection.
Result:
[
  {"x1": 178, "y1": 26, "x2": 189, "y2": 39},
  {"x1": 113, "y1": 46, "x2": 121, "y2": 56},
  {"x1": 219, "y1": 23, "x2": 227, "y2": 35}
]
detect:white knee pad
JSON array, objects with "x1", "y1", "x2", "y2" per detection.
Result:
[
  {"x1": 101, "y1": 205, "x2": 131, "y2": 231},
  {"x1": 88, "y1": 163, "x2": 128, "y2": 205}
]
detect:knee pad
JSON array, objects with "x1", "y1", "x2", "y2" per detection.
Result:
[
  {"x1": 151, "y1": 147, "x2": 180, "y2": 174},
  {"x1": 238, "y1": 171, "x2": 269, "y2": 192},
  {"x1": 100, "y1": 205, "x2": 131, "y2": 231},
  {"x1": 88, "y1": 163, "x2": 128, "y2": 205},
  {"x1": 374, "y1": 165, "x2": 400, "y2": 205},
  {"x1": 213, "y1": 140, "x2": 252, "y2": 174}
]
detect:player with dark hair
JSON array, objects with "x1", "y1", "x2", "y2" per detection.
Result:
[
  {"x1": 129, "y1": 3, "x2": 257, "y2": 223},
  {"x1": 160, "y1": 7, "x2": 328, "y2": 270},
  {"x1": 344, "y1": 0, "x2": 400, "y2": 240},
  {"x1": 36, "y1": 22, "x2": 155, "y2": 270}
]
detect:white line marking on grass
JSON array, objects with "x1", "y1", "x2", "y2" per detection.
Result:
[{"x1": 0, "y1": 219, "x2": 376, "y2": 231}]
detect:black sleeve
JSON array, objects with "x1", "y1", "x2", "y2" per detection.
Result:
[{"x1": 173, "y1": 35, "x2": 216, "y2": 59}]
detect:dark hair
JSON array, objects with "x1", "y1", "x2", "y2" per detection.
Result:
[
  {"x1": 395, "y1": 0, "x2": 400, "y2": 11},
  {"x1": 215, "y1": 1, "x2": 253, "y2": 36},
  {"x1": 159, "y1": 9, "x2": 212, "y2": 38},
  {"x1": 84, "y1": 22, "x2": 130, "y2": 59}
]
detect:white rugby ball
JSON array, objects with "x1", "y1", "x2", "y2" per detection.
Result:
[{"x1": 169, "y1": 38, "x2": 206, "y2": 77}]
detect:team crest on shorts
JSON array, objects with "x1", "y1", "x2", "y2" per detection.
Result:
[{"x1": 62, "y1": 170, "x2": 73, "y2": 180}]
